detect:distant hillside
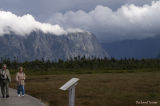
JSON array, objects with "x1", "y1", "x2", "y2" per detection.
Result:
[
  {"x1": 0, "y1": 31, "x2": 109, "y2": 61},
  {"x1": 158, "y1": 54, "x2": 160, "y2": 58},
  {"x1": 101, "y1": 36, "x2": 160, "y2": 59}
]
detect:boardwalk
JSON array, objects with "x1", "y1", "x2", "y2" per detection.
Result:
[{"x1": 0, "y1": 88, "x2": 46, "y2": 106}]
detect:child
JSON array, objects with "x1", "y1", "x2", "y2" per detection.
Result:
[{"x1": 16, "y1": 66, "x2": 26, "y2": 97}]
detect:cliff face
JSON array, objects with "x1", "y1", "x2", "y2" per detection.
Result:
[{"x1": 0, "y1": 31, "x2": 109, "y2": 61}]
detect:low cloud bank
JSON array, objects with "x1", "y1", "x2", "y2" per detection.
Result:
[
  {"x1": 48, "y1": 1, "x2": 160, "y2": 42},
  {"x1": 0, "y1": 11, "x2": 83, "y2": 36}
]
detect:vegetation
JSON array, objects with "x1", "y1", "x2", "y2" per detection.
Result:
[
  {"x1": 10, "y1": 72, "x2": 160, "y2": 106},
  {"x1": 0, "y1": 57, "x2": 160, "y2": 75},
  {"x1": 1, "y1": 57, "x2": 160, "y2": 106}
]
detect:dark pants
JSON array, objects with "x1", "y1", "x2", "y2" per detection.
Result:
[{"x1": 0, "y1": 80, "x2": 9, "y2": 97}]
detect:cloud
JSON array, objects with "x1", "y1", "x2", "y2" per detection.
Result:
[
  {"x1": 0, "y1": 0, "x2": 157, "y2": 22},
  {"x1": 0, "y1": 10, "x2": 84, "y2": 36},
  {"x1": 48, "y1": 1, "x2": 160, "y2": 42}
]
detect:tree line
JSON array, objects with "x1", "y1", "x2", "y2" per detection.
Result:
[{"x1": 0, "y1": 56, "x2": 160, "y2": 74}]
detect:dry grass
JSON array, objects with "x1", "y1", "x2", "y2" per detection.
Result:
[{"x1": 10, "y1": 72, "x2": 160, "y2": 106}]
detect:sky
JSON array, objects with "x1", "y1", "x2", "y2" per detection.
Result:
[{"x1": 0, "y1": 0, "x2": 159, "y2": 42}]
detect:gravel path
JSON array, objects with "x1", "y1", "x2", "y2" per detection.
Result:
[{"x1": 0, "y1": 88, "x2": 46, "y2": 106}]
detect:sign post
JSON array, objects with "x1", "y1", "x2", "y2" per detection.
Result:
[{"x1": 60, "y1": 78, "x2": 79, "y2": 106}]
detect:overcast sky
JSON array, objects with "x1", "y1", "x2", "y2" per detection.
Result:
[{"x1": 0, "y1": 0, "x2": 159, "y2": 42}]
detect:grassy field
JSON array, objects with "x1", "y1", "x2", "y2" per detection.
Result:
[{"x1": 10, "y1": 72, "x2": 160, "y2": 106}]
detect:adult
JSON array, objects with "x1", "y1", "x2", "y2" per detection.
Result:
[
  {"x1": 0, "y1": 64, "x2": 11, "y2": 98},
  {"x1": 16, "y1": 66, "x2": 26, "y2": 97}
]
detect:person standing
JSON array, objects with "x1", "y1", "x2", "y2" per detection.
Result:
[
  {"x1": 0, "y1": 64, "x2": 11, "y2": 98},
  {"x1": 16, "y1": 66, "x2": 26, "y2": 97}
]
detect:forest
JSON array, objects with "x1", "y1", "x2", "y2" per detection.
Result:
[{"x1": 0, "y1": 56, "x2": 159, "y2": 75}]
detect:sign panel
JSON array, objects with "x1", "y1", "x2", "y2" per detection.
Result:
[{"x1": 60, "y1": 78, "x2": 79, "y2": 91}]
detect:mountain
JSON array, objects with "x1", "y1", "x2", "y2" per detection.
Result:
[
  {"x1": 0, "y1": 31, "x2": 109, "y2": 61},
  {"x1": 101, "y1": 36, "x2": 160, "y2": 59},
  {"x1": 158, "y1": 54, "x2": 160, "y2": 58}
]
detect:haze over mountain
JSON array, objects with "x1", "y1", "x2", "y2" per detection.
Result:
[
  {"x1": 101, "y1": 36, "x2": 160, "y2": 59},
  {"x1": 158, "y1": 54, "x2": 160, "y2": 58}
]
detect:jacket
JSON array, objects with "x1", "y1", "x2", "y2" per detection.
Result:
[
  {"x1": 0, "y1": 69, "x2": 11, "y2": 82},
  {"x1": 16, "y1": 72, "x2": 26, "y2": 85}
]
